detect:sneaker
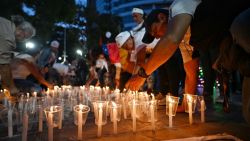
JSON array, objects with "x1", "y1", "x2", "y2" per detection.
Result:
[{"x1": 158, "y1": 97, "x2": 166, "y2": 106}]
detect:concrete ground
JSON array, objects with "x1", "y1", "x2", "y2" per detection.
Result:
[{"x1": 0, "y1": 94, "x2": 250, "y2": 141}]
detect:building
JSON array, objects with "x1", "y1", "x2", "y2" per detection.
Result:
[{"x1": 95, "y1": 0, "x2": 173, "y2": 30}]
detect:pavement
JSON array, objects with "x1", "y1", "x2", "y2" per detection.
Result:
[{"x1": 0, "y1": 93, "x2": 250, "y2": 141}]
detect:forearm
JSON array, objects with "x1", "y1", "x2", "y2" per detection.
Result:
[
  {"x1": 144, "y1": 14, "x2": 192, "y2": 75},
  {"x1": 115, "y1": 66, "x2": 121, "y2": 80},
  {"x1": 144, "y1": 36, "x2": 179, "y2": 75}
]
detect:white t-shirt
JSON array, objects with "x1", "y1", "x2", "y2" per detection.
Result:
[
  {"x1": 130, "y1": 29, "x2": 159, "y2": 62},
  {"x1": 11, "y1": 54, "x2": 35, "y2": 79},
  {"x1": 169, "y1": 0, "x2": 201, "y2": 20},
  {"x1": 53, "y1": 63, "x2": 69, "y2": 76}
]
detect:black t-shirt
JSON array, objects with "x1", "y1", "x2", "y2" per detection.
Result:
[{"x1": 190, "y1": 0, "x2": 250, "y2": 51}]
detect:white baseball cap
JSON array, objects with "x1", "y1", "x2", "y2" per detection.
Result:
[
  {"x1": 115, "y1": 31, "x2": 131, "y2": 48},
  {"x1": 132, "y1": 8, "x2": 144, "y2": 15},
  {"x1": 50, "y1": 40, "x2": 60, "y2": 48}
]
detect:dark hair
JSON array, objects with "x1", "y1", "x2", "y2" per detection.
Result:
[
  {"x1": 142, "y1": 9, "x2": 169, "y2": 43},
  {"x1": 144, "y1": 9, "x2": 169, "y2": 32}
]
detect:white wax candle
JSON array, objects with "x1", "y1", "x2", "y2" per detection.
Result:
[
  {"x1": 188, "y1": 101, "x2": 193, "y2": 125},
  {"x1": 58, "y1": 110, "x2": 62, "y2": 129},
  {"x1": 132, "y1": 100, "x2": 136, "y2": 132},
  {"x1": 150, "y1": 103, "x2": 155, "y2": 131},
  {"x1": 113, "y1": 107, "x2": 117, "y2": 134},
  {"x1": 61, "y1": 100, "x2": 64, "y2": 120},
  {"x1": 8, "y1": 108, "x2": 13, "y2": 137},
  {"x1": 4, "y1": 97, "x2": 7, "y2": 107},
  {"x1": 32, "y1": 94, "x2": 37, "y2": 114},
  {"x1": 97, "y1": 105, "x2": 103, "y2": 137},
  {"x1": 201, "y1": 100, "x2": 205, "y2": 123},
  {"x1": 39, "y1": 106, "x2": 43, "y2": 132},
  {"x1": 169, "y1": 102, "x2": 173, "y2": 127},
  {"x1": 122, "y1": 97, "x2": 127, "y2": 119},
  {"x1": 22, "y1": 113, "x2": 28, "y2": 141},
  {"x1": 48, "y1": 107, "x2": 53, "y2": 141},
  {"x1": 78, "y1": 105, "x2": 83, "y2": 140}
]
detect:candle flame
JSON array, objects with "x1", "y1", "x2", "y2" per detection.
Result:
[
  {"x1": 111, "y1": 101, "x2": 117, "y2": 108},
  {"x1": 151, "y1": 93, "x2": 155, "y2": 100},
  {"x1": 98, "y1": 103, "x2": 103, "y2": 108},
  {"x1": 79, "y1": 104, "x2": 84, "y2": 110},
  {"x1": 50, "y1": 106, "x2": 53, "y2": 112},
  {"x1": 187, "y1": 94, "x2": 192, "y2": 102},
  {"x1": 168, "y1": 96, "x2": 174, "y2": 103},
  {"x1": 33, "y1": 92, "x2": 37, "y2": 97}
]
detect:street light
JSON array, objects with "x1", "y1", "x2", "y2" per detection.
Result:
[
  {"x1": 76, "y1": 49, "x2": 83, "y2": 56},
  {"x1": 58, "y1": 57, "x2": 62, "y2": 61},
  {"x1": 26, "y1": 42, "x2": 35, "y2": 49}
]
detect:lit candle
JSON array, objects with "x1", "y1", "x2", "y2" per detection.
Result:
[
  {"x1": 8, "y1": 107, "x2": 13, "y2": 137},
  {"x1": 19, "y1": 95, "x2": 24, "y2": 123},
  {"x1": 48, "y1": 107, "x2": 53, "y2": 141},
  {"x1": 22, "y1": 113, "x2": 28, "y2": 141},
  {"x1": 58, "y1": 109, "x2": 62, "y2": 129},
  {"x1": 97, "y1": 104, "x2": 103, "y2": 137},
  {"x1": 4, "y1": 96, "x2": 7, "y2": 107},
  {"x1": 169, "y1": 97, "x2": 173, "y2": 127},
  {"x1": 61, "y1": 99, "x2": 64, "y2": 120},
  {"x1": 32, "y1": 92, "x2": 37, "y2": 114},
  {"x1": 187, "y1": 95, "x2": 193, "y2": 125},
  {"x1": 122, "y1": 97, "x2": 127, "y2": 119},
  {"x1": 150, "y1": 101, "x2": 155, "y2": 131},
  {"x1": 201, "y1": 99, "x2": 205, "y2": 123},
  {"x1": 151, "y1": 93, "x2": 155, "y2": 101},
  {"x1": 38, "y1": 105, "x2": 43, "y2": 132},
  {"x1": 132, "y1": 99, "x2": 136, "y2": 132},
  {"x1": 113, "y1": 105, "x2": 118, "y2": 134},
  {"x1": 78, "y1": 104, "x2": 83, "y2": 140}
]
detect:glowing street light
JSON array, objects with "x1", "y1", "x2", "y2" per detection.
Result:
[
  {"x1": 58, "y1": 57, "x2": 62, "y2": 61},
  {"x1": 26, "y1": 42, "x2": 35, "y2": 49},
  {"x1": 76, "y1": 49, "x2": 83, "y2": 56}
]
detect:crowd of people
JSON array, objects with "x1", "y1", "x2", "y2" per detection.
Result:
[{"x1": 0, "y1": 0, "x2": 250, "y2": 124}]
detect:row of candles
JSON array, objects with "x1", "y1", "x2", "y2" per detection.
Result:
[{"x1": 0, "y1": 86, "x2": 206, "y2": 141}]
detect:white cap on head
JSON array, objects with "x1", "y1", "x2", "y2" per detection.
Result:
[
  {"x1": 132, "y1": 8, "x2": 144, "y2": 15},
  {"x1": 50, "y1": 40, "x2": 60, "y2": 48},
  {"x1": 115, "y1": 31, "x2": 131, "y2": 48}
]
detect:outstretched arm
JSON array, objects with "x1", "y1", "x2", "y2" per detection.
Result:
[{"x1": 126, "y1": 14, "x2": 193, "y2": 90}]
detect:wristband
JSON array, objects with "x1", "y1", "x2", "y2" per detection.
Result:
[{"x1": 138, "y1": 67, "x2": 150, "y2": 78}]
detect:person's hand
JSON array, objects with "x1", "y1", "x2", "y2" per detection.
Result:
[
  {"x1": 46, "y1": 83, "x2": 54, "y2": 89},
  {"x1": 125, "y1": 75, "x2": 146, "y2": 91}
]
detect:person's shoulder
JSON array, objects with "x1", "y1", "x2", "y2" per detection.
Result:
[
  {"x1": 0, "y1": 17, "x2": 11, "y2": 23},
  {"x1": 170, "y1": 0, "x2": 201, "y2": 18}
]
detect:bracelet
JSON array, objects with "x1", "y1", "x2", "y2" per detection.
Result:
[{"x1": 138, "y1": 67, "x2": 150, "y2": 78}]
